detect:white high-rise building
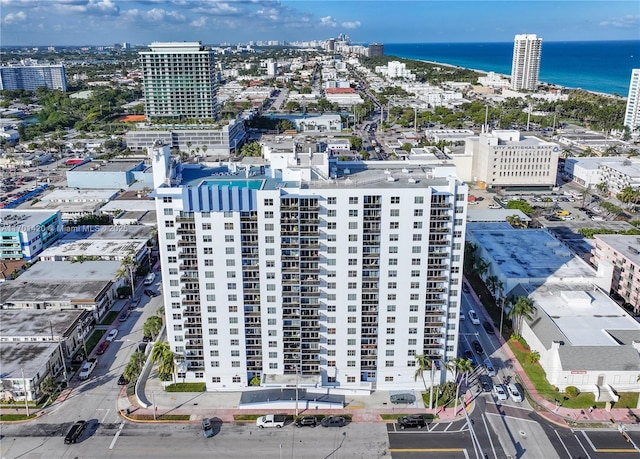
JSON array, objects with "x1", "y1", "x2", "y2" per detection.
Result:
[
  {"x1": 510, "y1": 34, "x2": 542, "y2": 91},
  {"x1": 150, "y1": 141, "x2": 468, "y2": 393},
  {"x1": 139, "y1": 42, "x2": 219, "y2": 121},
  {"x1": 0, "y1": 62, "x2": 67, "y2": 91},
  {"x1": 624, "y1": 69, "x2": 640, "y2": 132}
]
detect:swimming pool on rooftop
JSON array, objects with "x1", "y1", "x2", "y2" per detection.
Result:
[{"x1": 202, "y1": 179, "x2": 265, "y2": 190}]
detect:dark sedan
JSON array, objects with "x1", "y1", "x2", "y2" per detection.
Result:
[
  {"x1": 321, "y1": 416, "x2": 346, "y2": 427},
  {"x1": 483, "y1": 321, "x2": 495, "y2": 335},
  {"x1": 295, "y1": 416, "x2": 317, "y2": 427},
  {"x1": 472, "y1": 340, "x2": 484, "y2": 355}
]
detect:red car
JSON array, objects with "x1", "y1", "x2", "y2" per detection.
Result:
[{"x1": 96, "y1": 341, "x2": 109, "y2": 355}]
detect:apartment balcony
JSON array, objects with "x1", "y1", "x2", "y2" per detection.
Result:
[
  {"x1": 175, "y1": 216, "x2": 195, "y2": 223},
  {"x1": 176, "y1": 228, "x2": 196, "y2": 235},
  {"x1": 179, "y1": 263, "x2": 199, "y2": 270}
]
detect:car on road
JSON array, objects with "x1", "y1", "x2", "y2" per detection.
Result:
[
  {"x1": 390, "y1": 393, "x2": 416, "y2": 404},
  {"x1": 144, "y1": 289, "x2": 159, "y2": 297},
  {"x1": 479, "y1": 375, "x2": 493, "y2": 392},
  {"x1": 484, "y1": 359, "x2": 496, "y2": 377},
  {"x1": 468, "y1": 310, "x2": 480, "y2": 325},
  {"x1": 462, "y1": 283, "x2": 470, "y2": 293},
  {"x1": 64, "y1": 420, "x2": 86, "y2": 444},
  {"x1": 106, "y1": 329, "x2": 119, "y2": 342},
  {"x1": 130, "y1": 298, "x2": 140, "y2": 309},
  {"x1": 493, "y1": 384, "x2": 508, "y2": 401},
  {"x1": 202, "y1": 418, "x2": 214, "y2": 437},
  {"x1": 472, "y1": 340, "x2": 484, "y2": 355},
  {"x1": 398, "y1": 415, "x2": 427, "y2": 429},
  {"x1": 295, "y1": 416, "x2": 318, "y2": 427},
  {"x1": 321, "y1": 416, "x2": 346, "y2": 427},
  {"x1": 463, "y1": 349, "x2": 477, "y2": 366},
  {"x1": 119, "y1": 310, "x2": 130, "y2": 322},
  {"x1": 117, "y1": 374, "x2": 128, "y2": 386},
  {"x1": 459, "y1": 312, "x2": 466, "y2": 321},
  {"x1": 508, "y1": 382, "x2": 524, "y2": 402},
  {"x1": 483, "y1": 321, "x2": 495, "y2": 335},
  {"x1": 96, "y1": 341, "x2": 109, "y2": 355}
]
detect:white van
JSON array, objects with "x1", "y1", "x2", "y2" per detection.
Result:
[
  {"x1": 144, "y1": 272, "x2": 156, "y2": 285},
  {"x1": 507, "y1": 382, "x2": 524, "y2": 402}
]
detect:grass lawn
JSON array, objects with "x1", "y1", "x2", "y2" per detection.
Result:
[
  {"x1": 85, "y1": 329, "x2": 105, "y2": 354},
  {"x1": 0, "y1": 414, "x2": 37, "y2": 421},
  {"x1": 165, "y1": 382, "x2": 206, "y2": 392},
  {"x1": 130, "y1": 414, "x2": 190, "y2": 421},
  {"x1": 99, "y1": 311, "x2": 119, "y2": 325},
  {"x1": 509, "y1": 340, "x2": 639, "y2": 410}
]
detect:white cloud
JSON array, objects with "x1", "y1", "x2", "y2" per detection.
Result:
[
  {"x1": 341, "y1": 21, "x2": 361, "y2": 30},
  {"x1": 3, "y1": 10, "x2": 26, "y2": 24},
  {"x1": 85, "y1": 0, "x2": 119, "y2": 16},
  {"x1": 320, "y1": 15, "x2": 337, "y2": 27},
  {"x1": 190, "y1": 16, "x2": 207, "y2": 28},
  {"x1": 600, "y1": 14, "x2": 639, "y2": 29}
]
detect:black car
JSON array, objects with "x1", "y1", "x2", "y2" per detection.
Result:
[
  {"x1": 142, "y1": 335, "x2": 153, "y2": 343},
  {"x1": 144, "y1": 289, "x2": 158, "y2": 297},
  {"x1": 483, "y1": 321, "x2": 495, "y2": 335},
  {"x1": 479, "y1": 375, "x2": 493, "y2": 392},
  {"x1": 64, "y1": 420, "x2": 86, "y2": 444},
  {"x1": 472, "y1": 340, "x2": 484, "y2": 355},
  {"x1": 321, "y1": 416, "x2": 346, "y2": 427},
  {"x1": 398, "y1": 415, "x2": 427, "y2": 429},
  {"x1": 117, "y1": 374, "x2": 128, "y2": 386},
  {"x1": 295, "y1": 416, "x2": 318, "y2": 427},
  {"x1": 463, "y1": 349, "x2": 477, "y2": 366}
]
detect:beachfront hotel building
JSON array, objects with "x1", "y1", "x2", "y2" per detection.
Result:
[
  {"x1": 624, "y1": 69, "x2": 640, "y2": 132},
  {"x1": 150, "y1": 141, "x2": 468, "y2": 392},
  {"x1": 139, "y1": 42, "x2": 219, "y2": 121},
  {"x1": 510, "y1": 34, "x2": 542, "y2": 91},
  {"x1": 0, "y1": 62, "x2": 67, "y2": 91}
]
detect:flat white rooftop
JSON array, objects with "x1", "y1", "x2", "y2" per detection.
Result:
[
  {"x1": 595, "y1": 235, "x2": 640, "y2": 265},
  {"x1": 527, "y1": 283, "x2": 640, "y2": 346},
  {"x1": 18, "y1": 260, "x2": 121, "y2": 281},
  {"x1": 41, "y1": 189, "x2": 119, "y2": 202},
  {"x1": 0, "y1": 209, "x2": 58, "y2": 231},
  {"x1": 39, "y1": 239, "x2": 146, "y2": 260}
]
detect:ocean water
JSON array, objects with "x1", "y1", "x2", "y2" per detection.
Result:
[{"x1": 384, "y1": 41, "x2": 640, "y2": 96}]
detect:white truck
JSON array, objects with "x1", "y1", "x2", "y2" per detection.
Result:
[
  {"x1": 79, "y1": 358, "x2": 97, "y2": 380},
  {"x1": 256, "y1": 414, "x2": 287, "y2": 429}
]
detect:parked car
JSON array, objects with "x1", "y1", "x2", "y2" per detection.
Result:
[
  {"x1": 483, "y1": 321, "x2": 495, "y2": 335},
  {"x1": 472, "y1": 340, "x2": 484, "y2": 355},
  {"x1": 144, "y1": 289, "x2": 159, "y2": 297},
  {"x1": 119, "y1": 310, "x2": 130, "y2": 322},
  {"x1": 106, "y1": 329, "x2": 119, "y2": 342},
  {"x1": 96, "y1": 341, "x2": 109, "y2": 355},
  {"x1": 295, "y1": 416, "x2": 318, "y2": 427},
  {"x1": 202, "y1": 418, "x2": 214, "y2": 437},
  {"x1": 462, "y1": 283, "x2": 470, "y2": 293},
  {"x1": 117, "y1": 374, "x2": 128, "y2": 386},
  {"x1": 130, "y1": 298, "x2": 140, "y2": 309},
  {"x1": 321, "y1": 416, "x2": 346, "y2": 427},
  {"x1": 398, "y1": 415, "x2": 427, "y2": 429},
  {"x1": 469, "y1": 310, "x2": 480, "y2": 325},
  {"x1": 64, "y1": 420, "x2": 86, "y2": 444},
  {"x1": 508, "y1": 382, "x2": 524, "y2": 402},
  {"x1": 390, "y1": 393, "x2": 416, "y2": 404},
  {"x1": 479, "y1": 375, "x2": 493, "y2": 392},
  {"x1": 459, "y1": 312, "x2": 466, "y2": 321},
  {"x1": 493, "y1": 384, "x2": 508, "y2": 401}
]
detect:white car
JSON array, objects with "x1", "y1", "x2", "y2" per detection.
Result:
[
  {"x1": 507, "y1": 383, "x2": 524, "y2": 402},
  {"x1": 493, "y1": 384, "x2": 508, "y2": 401},
  {"x1": 460, "y1": 312, "x2": 466, "y2": 321},
  {"x1": 106, "y1": 329, "x2": 119, "y2": 342},
  {"x1": 468, "y1": 310, "x2": 481, "y2": 325}
]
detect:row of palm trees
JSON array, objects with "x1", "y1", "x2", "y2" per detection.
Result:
[{"x1": 414, "y1": 354, "x2": 474, "y2": 414}]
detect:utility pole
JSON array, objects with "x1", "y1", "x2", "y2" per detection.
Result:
[{"x1": 21, "y1": 368, "x2": 30, "y2": 416}]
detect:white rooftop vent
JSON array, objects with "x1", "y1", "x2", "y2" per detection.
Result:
[{"x1": 387, "y1": 176, "x2": 396, "y2": 182}]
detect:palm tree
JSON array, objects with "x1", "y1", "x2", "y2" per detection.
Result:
[
  {"x1": 151, "y1": 341, "x2": 176, "y2": 385},
  {"x1": 123, "y1": 351, "x2": 147, "y2": 384},
  {"x1": 446, "y1": 358, "x2": 474, "y2": 415},
  {"x1": 508, "y1": 296, "x2": 536, "y2": 336},
  {"x1": 414, "y1": 354, "x2": 433, "y2": 407},
  {"x1": 595, "y1": 181, "x2": 609, "y2": 197},
  {"x1": 119, "y1": 254, "x2": 137, "y2": 297}
]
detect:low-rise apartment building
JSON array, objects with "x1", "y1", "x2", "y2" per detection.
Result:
[{"x1": 0, "y1": 210, "x2": 62, "y2": 261}]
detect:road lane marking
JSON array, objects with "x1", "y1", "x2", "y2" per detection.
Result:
[
  {"x1": 573, "y1": 433, "x2": 591, "y2": 459},
  {"x1": 109, "y1": 421, "x2": 125, "y2": 450},
  {"x1": 389, "y1": 448, "x2": 464, "y2": 452},
  {"x1": 100, "y1": 409, "x2": 110, "y2": 424},
  {"x1": 580, "y1": 430, "x2": 598, "y2": 452},
  {"x1": 553, "y1": 430, "x2": 573, "y2": 458},
  {"x1": 481, "y1": 413, "x2": 498, "y2": 459},
  {"x1": 595, "y1": 449, "x2": 639, "y2": 453},
  {"x1": 443, "y1": 422, "x2": 453, "y2": 431}
]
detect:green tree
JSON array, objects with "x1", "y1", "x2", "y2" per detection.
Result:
[
  {"x1": 151, "y1": 341, "x2": 176, "y2": 384},
  {"x1": 40, "y1": 374, "x2": 56, "y2": 399},
  {"x1": 508, "y1": 296, "x2": 536, "y2": 336},
  {"x1": 445, "y1": 357, "x2": 474, "y2": 415},
  {"x1": 123, "y1": 351, "x2": 147, "y2": 384},
  {"x1": 143, "y1": 316, "x2": 163, "y2": 338},
  {"x1": 413, "y1": 354, "x2": 431, "y2": 393},
  {"x1": 348, "y1": 136, "x2": 363, "y2": 151}
]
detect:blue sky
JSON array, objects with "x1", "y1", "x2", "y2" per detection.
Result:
[{"x1": 1, "y1": 0, "x2": 639, "y2": 47}]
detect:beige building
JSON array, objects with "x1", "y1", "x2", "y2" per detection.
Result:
[
  {"x1": 465, "y1": 129, "x2": 560, "y2": 189},
  {"x1": 592, "y1": 234, "x2": 640, "y2": 313}
]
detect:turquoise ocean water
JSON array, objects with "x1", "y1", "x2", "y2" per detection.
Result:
[{"x1": 384, "y1": 41, "x2": 640, "y2": 96}]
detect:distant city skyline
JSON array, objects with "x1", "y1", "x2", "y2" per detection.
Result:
[{"x1": 1, "y1": 1, "x2": 638, "y2": 47}]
